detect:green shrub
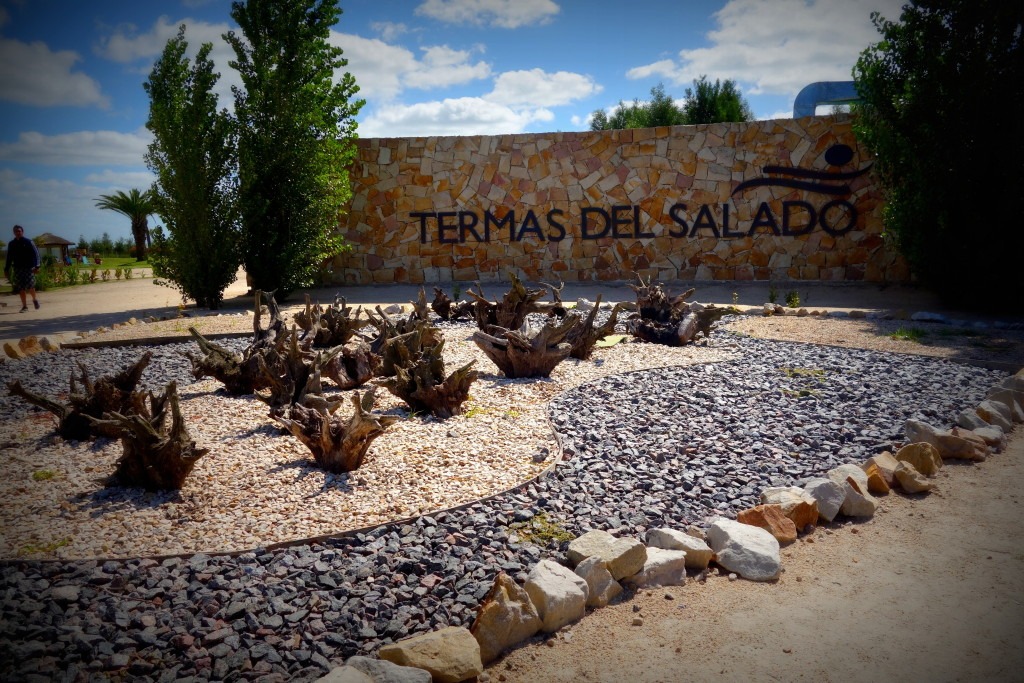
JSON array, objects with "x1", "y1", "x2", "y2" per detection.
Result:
[{"x1": 785, "y1": 290, "x2": 801, "y2": 308}]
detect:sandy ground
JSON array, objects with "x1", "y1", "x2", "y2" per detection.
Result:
[{"x1": 487, "y1": 429, "x2": 1024, "y2": 683}]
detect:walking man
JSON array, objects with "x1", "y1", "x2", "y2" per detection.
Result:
[{"x1": 4, "y1": 224, "x2": 40, "y2": 312}]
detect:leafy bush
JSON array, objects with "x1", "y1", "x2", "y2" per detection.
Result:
[{"x1": 853, "y1": 0, "x2": 1023, "y2": 311}]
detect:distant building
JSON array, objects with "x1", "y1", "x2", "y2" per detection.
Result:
[{"x1": 34, "y1": 232, "x2": 75, "y2": 264}]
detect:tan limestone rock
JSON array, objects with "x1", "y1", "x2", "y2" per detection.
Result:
[
  {"x1": 863, "y1": 463, "x2": 891, "y2": 495},
  {"x1": 862, "y1": 451, "x2": 899, "y2": 486},
  {"x1": 759, "y1": 486, "x2": 819, "y2": 531},
  {"x1": 895, "y1": 442, "x2": 942, "y2": 476},
  {"x1": 3, "y1": 342, "x2": 26, "y2": 360},
  {"x1": 470, "y1": 573, "x2": 541, "y2": 664},
  {"x1": 736, "y1": 504, "x2": 797, "y2": 544},
  {"x1": 894, "y1": 461, "x2": 935, "y2": 493},
  {"x1": 16, "y1": 336, "x2": 44, "y2": 357},
  {"x1": 378, "y1": 627, "x2": 483, "y2": 683}
]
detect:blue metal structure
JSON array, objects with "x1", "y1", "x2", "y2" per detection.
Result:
[{"x1": 793, "y1": 81, "x2": 860, "y2": 118}]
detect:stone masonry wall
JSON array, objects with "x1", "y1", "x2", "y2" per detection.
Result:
[{"x1": 331, "y1": 114, "x2": 908, "y2": 285}]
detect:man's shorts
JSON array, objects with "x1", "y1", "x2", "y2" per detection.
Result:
[{"x1": 11, "y1": 268, "x2": 35, "y2": 293}]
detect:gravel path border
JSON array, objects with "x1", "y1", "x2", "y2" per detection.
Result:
[{"x1": 0, "y1": 332, "x2": 1007, "y2": 682}]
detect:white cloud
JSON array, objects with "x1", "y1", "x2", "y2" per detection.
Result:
[
  {"x1": 415, "y1": 0, "x2": 559, "y2": 28},
  {"x1": 414, "y1": 45, "x2": 491, "y2": 89},
  {"x1": 83, "y1": 169, "x2": 157, "y2": 188},
  {"x1": 0, "y1": 169, "x2": 130, "y2": 239},
  {"x1": 370, "y1": 21, "x2": 409, "y2": 42},
  {"x1": 0, "y1": 129, "x2": 151, "y2": 166},
  {"x1": 0, "y1": 38, "x2": 108, "y2": 108},
  {"x1": 358, "y1": 98, "x2": 553, "y2": 138},
  {"x1": 335, "y1": 33, "x2": 491, "y2": 101},
  {"x1": 96, "y1": 16, "x2": 240, "y2": 107},
  {"x1": 627, "y1": 0, "x2": 904, "y2": 96},
  {"x1": 485, "y1": 69, "x2": 601, "y2": 108}
]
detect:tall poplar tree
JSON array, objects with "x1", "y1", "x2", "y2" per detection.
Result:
[
  {"x1": 225, "y1": 0, "x2": 364, "y2": 296},
  {"x1": 144, "y1": 26, "x2": 240, "y2": 309}
]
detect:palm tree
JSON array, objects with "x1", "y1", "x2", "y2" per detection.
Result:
[{"x1": 95, "y1": 188, "x2": 156, "y2": 261}]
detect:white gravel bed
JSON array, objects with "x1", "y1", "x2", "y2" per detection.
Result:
[{"x1": 1, "y1": 333, "x2": 737, "y2": 560}]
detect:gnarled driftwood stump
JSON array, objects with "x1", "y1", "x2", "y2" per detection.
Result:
[
  {"x1": 381, "y1": 339, "x2": 478, "y2": 418},
  {"x1": 472, "y1": 315, "x2": 579, "y2": 378},
  {"x1": 92, "y1": 381, "x2": 209, "y2": 491},
  {"x1": 273, "y1": 388, "x2": 398, "y2": 473},
  {"x1": 7, "y1": 352, "x2": 152, "y2": 441}
]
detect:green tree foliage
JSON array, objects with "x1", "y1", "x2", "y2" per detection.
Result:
[
  {"x1": 590, "y1": 83, "x2": 685, "y2": 130},
  {"x1": 590, "y1": 78, "x2": 752, "y2": 131},
  {"x1": 144, "y1": 26, "x2": 240, "y2": 309},
  {"x1": 853, "y1": 1, "x2": 1023, "y2": 309},
  {"x1": 682, "y1": 76, "x2": 754, "y2": 124},
  {"x1": 225, "y1": 0, "x2": 364, "y2": 297},
  {"x1": 94, "y1": 190, "x2": 155, "y2": 261}
]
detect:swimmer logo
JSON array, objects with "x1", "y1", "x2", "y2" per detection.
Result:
[{"x1": 731, "y1": 143, "x2": 872, "y2": 197}]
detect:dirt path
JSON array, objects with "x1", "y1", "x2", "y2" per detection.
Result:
[{"x1": 488, "y1": 430, "x2": 1024, "y2": 683}]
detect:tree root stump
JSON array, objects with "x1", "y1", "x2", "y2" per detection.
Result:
[
  {"x1": 431, "y1": 287, "x2": 474, "y2": 321},
  {"x1": 467, "y1": 272, "x2": 557, "y2": 333},
  {"x1": 472, "y1": 315, "x2": 579, "y2": 378},
  {"x1": 186, "y1": 290, "x2": 288, "y2": 394},
  {"x1": 381, "y1": 339, "x2": 478, "y2": 418},
  {"x1": 565, "y1": 294, "x2": 624, "y2": 360},
  {"x1": 92, "y1": 381, "x2": 209, "y2": 491},
  {"x1": 293, "y1": 294, "x2": 369, "y2": 347},
  {"x1": 273, "y1": 387, "x2": 398, "y2": 473},
  {"x1": 323, "y1": 340, "x2": 379, "y2": 390},
  {"x1": 7, "y1": 352, "x2": 152, "y2": 441},
  {"x1": 625, "y1": 275, "x2": 728, "y2": 346}
]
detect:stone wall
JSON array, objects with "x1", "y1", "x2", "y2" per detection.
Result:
[{"x1": 332, "y1": 114, "x2": 908, "y2": 285}]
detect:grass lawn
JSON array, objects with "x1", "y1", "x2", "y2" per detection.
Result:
[{"x1": 72, "y1": 257, "x2": 150, "y2": 270}]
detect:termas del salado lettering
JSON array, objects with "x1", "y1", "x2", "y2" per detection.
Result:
[
  {"x1": 410, "y1": 199, "x2": 857, "y2": 244},
  {"x1": 409, "y1": 143, "x2": 870, "y2": 245}
]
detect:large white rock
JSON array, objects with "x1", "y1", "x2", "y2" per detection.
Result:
[
  {"x1": 803, "y1": 477, "x2": 846, "y2": 522},
  {"x1": 315, "y1": 667, "x2": 373, "y2": 683},
  {"x1": 906, "y1": 419, "x2": 987, "y2": 461},
  {"x1": 972, "y1": 425, "x2": 1007, "y2": 451},
  {"x1": 524, "y1": 560, "x2": 588, "y2": 633},
  {"x1": 345, "y1": 656, "x2": 432, "y2": 683},
  {"x1": 469, "y1": 572, "x2": 542, "y2": 664},
  {"x1": 626, "y1": 547, "x2": 688, "y2": 588},
  {"x1": 976, "y1": 400, "x2": 1013, "y2": 431},
  {"x1": 827, "y1": 464, "x2": 878, "y2": 517},
  {"x1": 574, "y1": 557, "x2": 622, "y2": 608},
  {"x1": 378, "y1": 627, "x2": 482, "y2": 683},
  {"x1": 759, "y1": 486, "x2": 818, "y2": 529},
  {"x1": 566, "y1": 529, "x2": 647, "y2": 580},
  {"x1": 645, "y1": 528, "x2": 713, "y2": 569},
  {"x1": 706, "y1": 518, "x2": 781, "y2": 582},
  {"x1": 894, "y1": 461, "x2": 935, "y2": 493},
  {"x1": 986, "y1": 388, "x2": 1024, "y2": 422},
  {"x1": 957, "y1": 408, "x2": 990, "y2": 431}
]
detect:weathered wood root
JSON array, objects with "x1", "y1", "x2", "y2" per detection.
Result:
[
  {"x1": 256, "y1": 327, "x2": 344, "y2": 417},
  {"x1": 467, "y1": 272, "x2": 557, "y2": 333},
  {"x1": 322, "y1": 340, "x2": 379, "y2": 390},
  {"x1": 366, "y1": 307, "x2": 442, "y2": 377},
  {"x1": 472, "y1": 316, "x2": 579, "y2": 378},
  {"x1": 412, "y1": 287, "x2": 431, "y2": 321},
  {"x1": 185, "y1": 290, "x2": 288, "y2": 394},
  {"x1": 381, "y1": 339, "x2": 478, "y2": 418},
  {"x1": 565, "y1": 295, "x2": 624, "y2": 360},
  {"x1": 7, "y1": 352, "x2": 152, "y2": 441},
  {"x1": 294, "y1": 294, "x2": 369, "y2": 347},
  {"x1": 431, "y1": 288, "x2": 474, "y2": 321},
  {"x1": 92, "y1": 382, "x2": 209, "y2": 491},
  {"x1": 273, "y1": 388, "x2": 399, "y2": 473},
  {"x1": 627, "y1": 305, "x2": 729, "y2": 346}
]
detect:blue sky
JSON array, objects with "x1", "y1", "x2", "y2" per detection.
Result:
[{"x1": 0, "y1": 0, "x2": 902, "y2": 245}]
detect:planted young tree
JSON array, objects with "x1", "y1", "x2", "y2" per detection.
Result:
[
  {"x1": 225, "y1": 0, "x2": 364, "y2": 297},
  {"x1": 145, "y1": 25, "x2": 241, "y2": 309},
  {"x1": 853, "y1": 0, "x2": 1023, "y2": 310},
  {"x1": 94, "y1": 190, "x2": 155, "y2": 262}
]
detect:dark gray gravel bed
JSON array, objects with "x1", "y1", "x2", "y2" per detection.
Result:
[{"x1": 0, "y1": 334, "x2": 1006, "y2": 682}]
